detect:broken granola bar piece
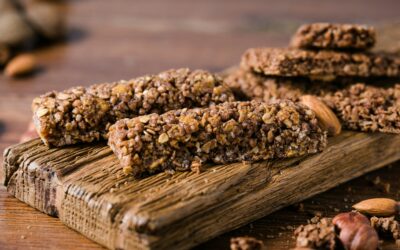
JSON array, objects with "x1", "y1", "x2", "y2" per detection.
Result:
[
  {"x1": 230, "y1": 236, "x2": 264, "y2": 250},
  {"x1": 224, "y1": 68, "x2": 400, "y2": 134},
  {"x1": 324, "y1": 83, "x2": 400, "y2": 133},
  {"x1": 32, "y1": 68, "x2": 235, "y2": 147},
  {"x1": 223, "y1": 68, "x2": 338, "y2": 103},
  {"x1": 290, "y1": 23, "x2": 376, "y2": 50},
  {"x1": 370, "y1": 216, "x2": 400, "y2": 240},
  {"x1": 241, "y1": 48, "x2": 400, "y2": 79},
  {"x1": 108, "y1": 101, "x2": 327, "y2": 176},
  {"x1": 294, "y1": 217, "x2": 337, "y2": 250}
]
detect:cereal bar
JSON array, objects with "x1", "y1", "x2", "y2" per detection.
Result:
[
  {"x1": 241, "y1": 48, "x2": 400, "y2": 79},
  {"x1": 32, "y1": 68, "x2": 235, "y2": 146},
  {"x1": 224, "y1": 68, "x2": 400, "y2": 133},
  {"x1": 290, "y1": 23, "x2": 376, "y2": 50},
  {"x1": 108, "y1": 101, "x2": 327, "y2": 176}
]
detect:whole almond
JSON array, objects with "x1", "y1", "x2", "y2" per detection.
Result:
[
  {"x1": 353, "y1": 198, "x2": 399, "y2": 217},
  {"x1": 5, "y1": 53, "x2": 37, "y2": 77},
  {"x1": 300, "y1": 95, "x2": 342, "y2": 136}
]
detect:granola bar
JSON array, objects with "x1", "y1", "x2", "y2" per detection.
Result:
[
  {"x1": 324, "y1": 83, "x2": 400, "y2": 133},
  {"x1": 224, "y1": 68, "x2": 400, "y2": 133},
  {"x1": 290, "y1": 23, "x2": 376, "y2": 50},
  {"x1": 241, "y1": 48, "x2": 400, "y2": 79},
  {"x1": 32, "y1": 68, "x2": 235, "y2": 147},
  {"x1": 108, "y1": 101, "x2": 327, "y2": 176},
  {"x1": 223, "y1": 68, "x2": 338, "y2": 103}
]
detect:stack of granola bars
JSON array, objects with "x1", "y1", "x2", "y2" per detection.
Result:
[
  {"x1": 224, "y1": 23, "x2": 400, "y2": 133},
  {"x1": 31, "y1": 23, "x2": 400, "y2": 177}
]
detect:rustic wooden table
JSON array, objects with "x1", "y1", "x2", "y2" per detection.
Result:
[{"x1": 1, "y1": 0, "x2": 400, "y2": 249}]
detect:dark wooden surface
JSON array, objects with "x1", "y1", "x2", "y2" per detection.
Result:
[
  {"x1": 4, "y1": 132, "x2": 400, "y2": 249},
  {"x1": 0, "y1": 0, "x2": 400, "y2": 249}
]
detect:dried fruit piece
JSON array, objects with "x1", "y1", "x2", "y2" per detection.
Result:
[
  {"x1": 333, "y1": 212, "x2": 379, "y2": 250},
  {"x1": 5, "y1": 53, "x2": 37, "y2": 77},
  {"x1": 230, "y1": 236, "x2": 264, "y2": 250},
  {"x1": 300, "y1": 95, "x2": 341, "y2": 136},
  {"x1": 353, "y1": 198, "x2": 400, "y2": 217}
]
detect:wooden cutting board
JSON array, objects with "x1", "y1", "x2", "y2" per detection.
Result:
[{"x1": 2, "y1": 131, "x2": 400, "y2": 249}]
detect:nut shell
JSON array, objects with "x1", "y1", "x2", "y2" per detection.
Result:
[{"x1": 333, "y1": 212, "x2": 379, "y2": 250}]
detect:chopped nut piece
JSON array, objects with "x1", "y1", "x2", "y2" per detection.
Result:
[
  {"x1": 108, "y1": 101, "x2": 327, "y2": 176},
  {"x1": 122, "y1": 166, "x2": 133, "y2": 175},
  {"x1": 158, "y1": 133, "x2": 169, "y2": 144},
  {"x1": 230, "y1": 236, "x2": 264, "y2": 250},
  {"x1": 32, "y1": 68, "x2": 235, "y2": 147},
  {"x1": 36, "y1": 108, "x2": 49, "y2": 117},
  {"x1": 139, "y1": 115, "x2": 151, "y2": 123}
]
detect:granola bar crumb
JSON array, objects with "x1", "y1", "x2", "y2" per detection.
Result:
[
  {"x1": 294, "y1": 217, "x2": 336, "y2": 250},
  {"x1": 370, "y1": 216, "x2": 400, "y2": 240},
  {"x1": 230, "y1": 236, "x2": 264, "y2": 250}
]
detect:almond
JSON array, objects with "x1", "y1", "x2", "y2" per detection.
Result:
[
  {"x1": 300, "y1": 95, "x2": 342, "y2": 136},
  {"x1": 5, "y1": 53, "x2": 37, "y2": 77},
  {"x1": 353, "y1": 198, "x2": 400, "y2": 217}
]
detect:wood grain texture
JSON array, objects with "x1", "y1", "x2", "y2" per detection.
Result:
[{"x1": 3, "y1": 131, "x2": 400, "y2": 249}]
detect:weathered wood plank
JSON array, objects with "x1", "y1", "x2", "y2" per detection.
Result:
[{"x1": 3, "y1": 131, "x2": 400, "y2": 249}]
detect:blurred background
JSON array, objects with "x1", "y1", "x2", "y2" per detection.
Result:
[{"x1": 0, "y1": 0, "x2": 400, "y2": 249}]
